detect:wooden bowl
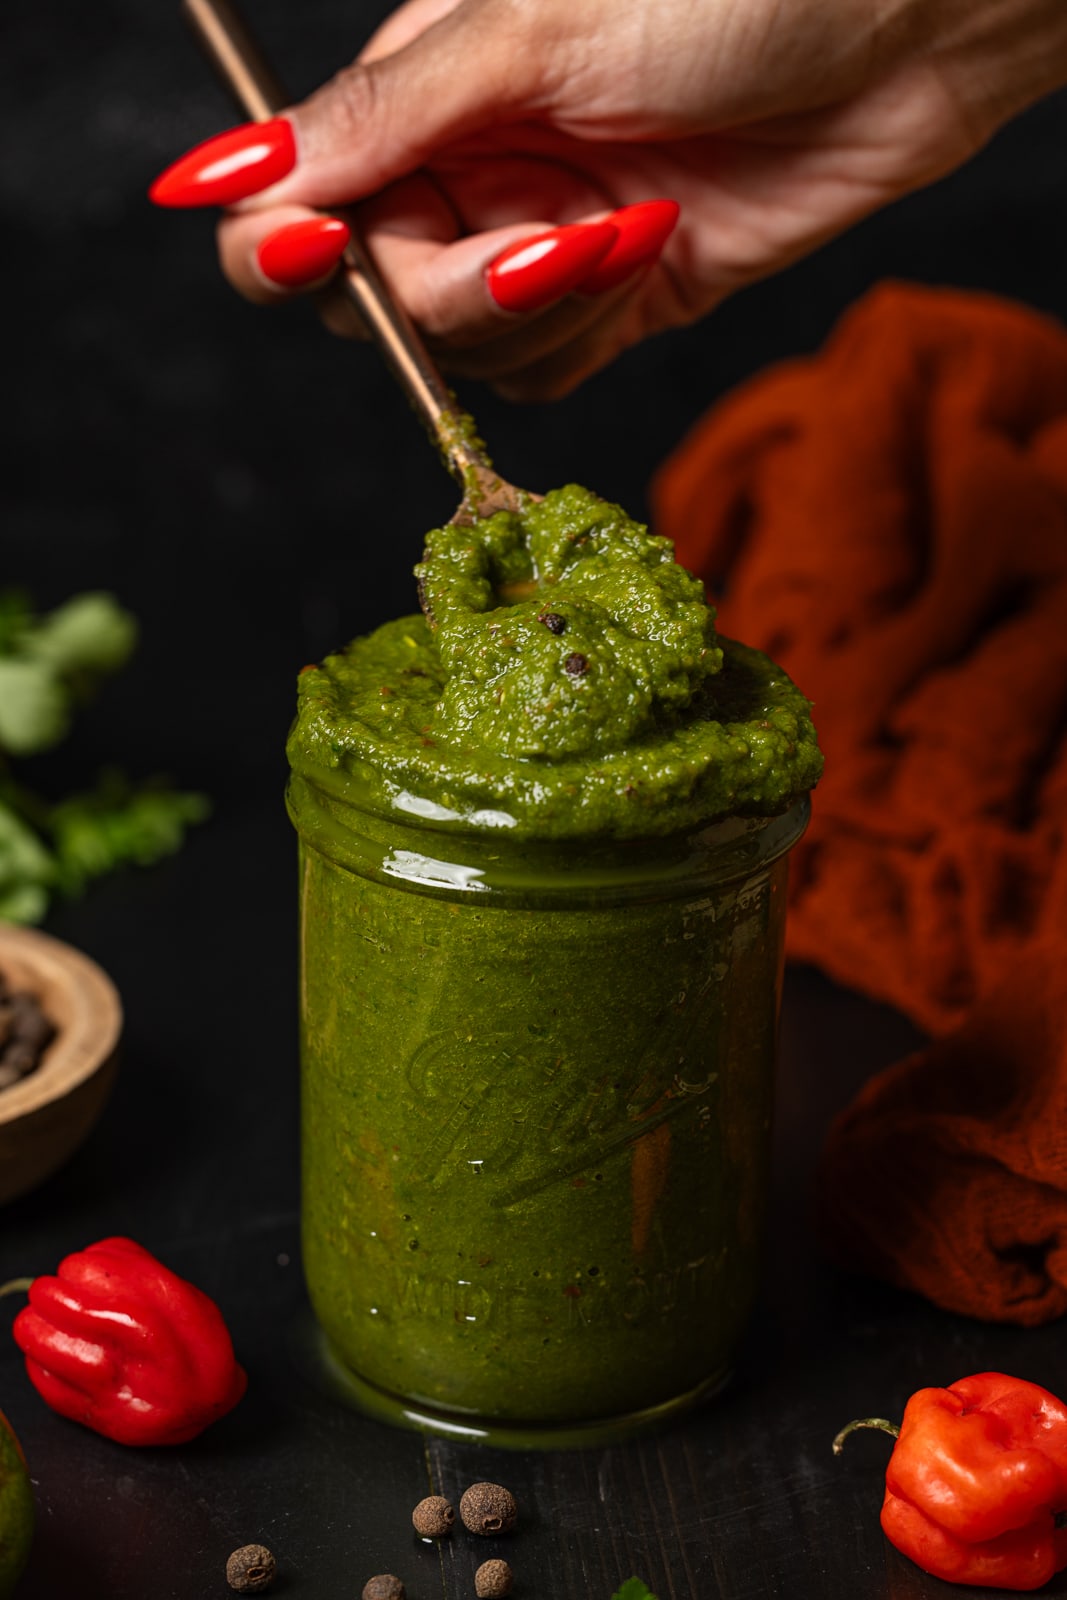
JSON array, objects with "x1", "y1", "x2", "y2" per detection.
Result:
[{"x1": 0, "y1": 924, "x2": 122, "y2": 1206}]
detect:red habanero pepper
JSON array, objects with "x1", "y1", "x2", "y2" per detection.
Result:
[
  {"x1": 835, "y1": 1373, "x2": 1067, "y2": 1591},
  {"x1": 4, "y1": 1237, "x2": 246, "y2": 1446}
]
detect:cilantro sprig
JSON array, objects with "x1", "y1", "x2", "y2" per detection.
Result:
[
  {"x1": 0, "y1": 589, "x2": 208, "y2": 921},
  {"x1": 613, "y1": 1581, "x2": 659, "y2": 1600}
]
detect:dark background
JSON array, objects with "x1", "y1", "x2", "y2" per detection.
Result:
[{"x1": 2, "y1": 3, "x2": 1067, "y2": 1596}]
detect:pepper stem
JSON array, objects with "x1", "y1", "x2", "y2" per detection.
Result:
[
  {"x1": 0, "y1": 1278, "x2": 33, "y2": 1300},
  {"x1": 832, "y1": 1417, "x2": 902, "y2": 1456}
]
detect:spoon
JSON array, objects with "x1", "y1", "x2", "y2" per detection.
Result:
[{"x1": 181, "y1": 0, "x2": 533, "y2": 532}]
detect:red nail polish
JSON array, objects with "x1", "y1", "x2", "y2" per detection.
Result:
[
  {"x1": 149, "y1": 117, "x2": 296, "y2": 209},
  {"x1": 257, "y1": 217, "x2": 351, "y2": 287},
  {"x1": 576, "y1": 200, "x2": 680, "y2": 293},
  {"x1": 486, "y1": 221, "x2": 618, "y2": 314}
]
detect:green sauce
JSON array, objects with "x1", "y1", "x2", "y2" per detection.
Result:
[
  {"x1": 289, "y1": 485, "x2": 822, "y2": 838},
  {"x1": 288, "y1": 486, "x2": 821, "y2": 1440}
]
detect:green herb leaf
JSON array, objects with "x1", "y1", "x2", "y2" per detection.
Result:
[
  {"x1": 0, "y1": 659, "x2": 70, "y2": 755},
  {"x1": 0, "y1": 590, "x2": 137, "y2": 756},
  {"x1": 0, "y1": 883, "x2": 51, "y2": 923},
  {"x1": 48, "y1": 774, "x2": 210, "y2": 896},
  {"x1": 0, "y1": 589, "x2": 207, "y2": 919},
  {"x1": 0, "y1": 591, "x2": 33, "y2": 657},
  {"x1": 0, "y1": 799, "x2": 56, "y2": 923},
  {"x1": 23, "y1": 592, "x2": 137, "y2": 682},
  {"x1": 613, "y1": 1581, "x2": 659, "y2": 1600}
]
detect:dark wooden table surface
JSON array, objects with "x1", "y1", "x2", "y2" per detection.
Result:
[{"x1": 2, "y1": 812, "x2": 1061, "y2": 1599}]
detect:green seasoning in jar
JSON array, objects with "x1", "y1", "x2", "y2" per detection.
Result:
[{"x1": 287, "y1": 485, "x2": 822, "y2": 1445}]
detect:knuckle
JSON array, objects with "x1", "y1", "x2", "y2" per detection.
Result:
[
  {"x1": 217, "y1": 239, "x2": 274, "y2": 307},
  {"x1": 402, "y1": 272, "x2": 452, "y2": 341},
  {"x1": 303, "y1": 61, "x2": 383, "y2": 158}
]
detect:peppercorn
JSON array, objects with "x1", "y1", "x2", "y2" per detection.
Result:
[
  {"x1": 475, "y1": 1558, "x2": 514, "y2": 1597},
  {"x1": 0, "y1": 973, "x2": 55, "y2": 1092},
  {"x1": 362, "y1": 1577, "x2": 405, "y2": 1600},
  {"x1": 539, "y1": 612, "x2": 567, "y2": 634},
  {"x1": 563, "y1": 652, "x2": 588, "y2": 675},
  {"x1": 225, "y1": 1544, "x2": 276, "y2": 1594},
  {"x1": 460, "y1": 1482, "x2": 518, "y2": 1536},
  {"x1": 412, "y1": 1494, "x2": 455, "y2": 1537}
]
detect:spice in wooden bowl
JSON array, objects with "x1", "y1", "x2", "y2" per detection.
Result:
[{"x1": 0, "y1": 970, "x2": 56, "y2": 1091}]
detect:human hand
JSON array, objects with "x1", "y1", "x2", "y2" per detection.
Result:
[{"x1": 151, "y1": 0, "x2": 1067, "y2": 399}]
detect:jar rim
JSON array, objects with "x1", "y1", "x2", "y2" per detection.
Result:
[{"x1": 288, "y1": 770, "x2": 810, "y2": 907}]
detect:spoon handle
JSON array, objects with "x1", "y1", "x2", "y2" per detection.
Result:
[{"x1": 181, "y1": 0, "x2": 495, "y2": 492}]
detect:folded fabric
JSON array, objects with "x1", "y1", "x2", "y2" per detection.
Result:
[{"x1": 651, "y1": 281, "x2": 1067, "y2": 1322}]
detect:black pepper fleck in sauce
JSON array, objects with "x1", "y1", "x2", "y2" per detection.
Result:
[{"x1": 291, "y1": 482, "x2": 823, "y2": 836}]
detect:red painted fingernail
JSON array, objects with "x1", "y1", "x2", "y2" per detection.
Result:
[
  {"x1": 486, "y1": 221, "x2": 618, "y2": 314},
  {"x1": 149, "y1": 117, "x2": 296, "y2": 209},
  {"x1": 576, "y1": 199, "x2": 680, "y2": 293},
  {"x1": 257, "y1": 217, "x2": 351, "y2": 287}
]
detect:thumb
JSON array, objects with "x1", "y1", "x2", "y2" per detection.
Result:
[{"x1": 272, "y1": 0, "x2": 551, "y2": 210}]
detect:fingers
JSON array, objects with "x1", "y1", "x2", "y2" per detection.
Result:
[
  {"x1": 444, "y1": 286, "x2": 641, "y2": 394},
  {"x1": 151, "y1": 0, "x2": 682, "y2": 395},
  {"x1": 214, "y1": 177, "x2": 680, "y2": 411},
  {"x1": 270, "y1": 0, "x2": 550, "y2": 213},
  {"x1": 219, "y1": 205, "x2": 352, "y2": 302},
  {"x1": 474, "y1": 246, "x2": 722, "y2": 404},
  {"x1": 471, "y1": 280, "x2": 655, "y2": 403},
  {"x1": 150, "y1": 0, "x2": 577, "y2": 214},
  {"x1": 366, "y1": 192, "x2": 676, "y2": 373},
  {"x1": 358, "y1": 198, "x2": 664, "y2": 392},
  {"x1": 216, "y1": 174, "x2": 675, "y2": 386}
]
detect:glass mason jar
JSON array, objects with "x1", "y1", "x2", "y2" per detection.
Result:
[{"x1": 288, "y1": 765, "x2": 808, "y2": 1447}]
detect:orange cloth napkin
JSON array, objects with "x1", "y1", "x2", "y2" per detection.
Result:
[{"x1": 651, "y1": 281, "x2": 1067, "y2": 1323}]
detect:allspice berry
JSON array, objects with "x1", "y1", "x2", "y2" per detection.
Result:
[
  {"x1": 362, "y1": 1578, "x2": 405, "y2": 1600},
  {"x1": 476, "y1": 1558, "x2": 514, "y2": 1598},
  {"x1": 412, "y1": 1494, "x2": 455, "y2": 1537},
  {"x1": 226, "y1": 1544, "x2": 276, "y2": 1594},
  {"x1": 460, "y1": 1482, "x2": 518, "y2": 1536}
]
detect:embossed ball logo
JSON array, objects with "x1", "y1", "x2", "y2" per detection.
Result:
[{"x1": 404, "y1": 1029, "x2": 716, "y2": 1205}]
